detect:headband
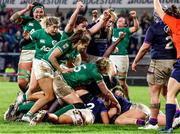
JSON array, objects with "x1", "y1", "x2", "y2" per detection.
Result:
[{"x1": 32, "y1": 5, "x2": 44, "y2": 12}]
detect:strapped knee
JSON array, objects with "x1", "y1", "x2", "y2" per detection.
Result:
[{"x1": 117, "y1": 75, "x2": 126, "y2": 80}]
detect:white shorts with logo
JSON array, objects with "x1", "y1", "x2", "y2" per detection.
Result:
[
  {"x1": 109, "y1": 55, "x2": 129, "y2": 73},
  {"x1": 19, "y1": 50, "x2": 35, "y2": 63},
  {"x1": 32, "y1": 59, "x2": 54, "y2": 80}
]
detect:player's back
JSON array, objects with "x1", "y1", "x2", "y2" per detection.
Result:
[
  {"x1": 86, "y1": 96, "x2": 107, "y2": 122},
  {"x1": 145, "y1": 22, "x2": 176, "y2": 59},
  {"x1": 63, "y1": 63, "x2": 102, "y2": 88}
]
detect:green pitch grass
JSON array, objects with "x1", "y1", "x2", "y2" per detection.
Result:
[{"x1": 0, "y1": 82, "x2": 179, "y2": 134}]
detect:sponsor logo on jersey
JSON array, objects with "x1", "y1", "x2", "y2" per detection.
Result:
[
  {"x1": 28, "y1": 23, "x2": 34, "y2": 26},
  {"x1": 63, "y1": 43, "x2": 69, "y2": 49},
  {"x1": 40, "y1": 39, "x2": 45, "y2": 44},
  {"x1": 30, "y1": 29, "x2": 35, "y2": 34},
  {"x1": 112, "y1": 36, "x2": 118, "y2": 42},
  {"x1": 52, "y1": 40, "x2": 57, "y2": 46},
  {"x1": 41, "y1": 46, "x2": 51, "y2": 52}
]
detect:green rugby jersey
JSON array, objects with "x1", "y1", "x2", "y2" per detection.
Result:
[
  {"x1": 30, "y1": 29, "x2": 61, "y2": 59},
  {"x1": 62, "y1": 63, "x2": 103, "y2": 88},
  {"x1": 21, "y1": 16, "x2": 42, "y2": 50},
  {"x1": 111, "y1": 27, "x2": 132, "y2": 55},
  {"x1": 42, "y1": 31, "x2": 79, "y2": 70}
]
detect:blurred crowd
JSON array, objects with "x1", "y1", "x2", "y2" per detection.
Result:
[{"x1": 0, "y1": 4, "x2": 22, "y2": 53}]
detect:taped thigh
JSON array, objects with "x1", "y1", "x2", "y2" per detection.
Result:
[{"x1": 18, "y1": 69, "x2": 31, "y2": 81}]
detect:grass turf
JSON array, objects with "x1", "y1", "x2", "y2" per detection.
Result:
[{"x1": 0, "y1": 82, "x2": 179, "y2": 134}]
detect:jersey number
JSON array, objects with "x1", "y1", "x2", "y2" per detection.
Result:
[
  {"x1": 165, "y1": 36, "x2": 173, "y2": 50},
  {"x1": 73, "y1": 64, "x2": 86, "y2": 72},
  {"x1": 86, "y1": 103, "x2": 95, "y2": 111}
]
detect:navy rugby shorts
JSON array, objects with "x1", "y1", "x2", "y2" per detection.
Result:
[{"x1": 171, "y1": 59, "x2": 180, "y2": 82}]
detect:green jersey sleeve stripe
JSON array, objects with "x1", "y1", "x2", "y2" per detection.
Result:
[{"x1": 29, "y1": 35, "x2": 33, "y2": 41}]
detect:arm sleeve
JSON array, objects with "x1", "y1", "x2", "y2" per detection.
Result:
[
  {"x1": 20, "y1": 15, "x2": 32, "y2": 26},
  {"x1": 87, "y1": 22, "x2": 96, "y2": 29},
  {"x1": 23, "y1": 25, "x2": 32, "y2": 32},
  {"x1": 55, "y1": 31, "x2": 72, "y2": 53},
  {"x1": 127, "y1": 27, "x2": 132, "y2": 35},
  {"x1": 100, "y1": 101, "x2": 108, "y2": 112},
  {"x1": 56, "y1": 41, "x2": 70, "y2": 54},
  {"x1": 93, "y1": 72, "x2": 103, "y2": 83},
  {"x1": 144, "y1": 26, "x2": 154, "y2": 45}
]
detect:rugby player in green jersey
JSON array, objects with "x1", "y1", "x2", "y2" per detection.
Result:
[
  {"x1": 20, "y1": 1, "x2": 87, "y2": 123},
  {"x1": 110, "y1": 11, "x2": 139, "y2": 100},
  {"x1": 64, "y1": 0, "x2": 111, "y2": 43},
  {"x1": 10, "y1": 2, "x2": 45, "y2": 93},
  {"x1": 39, "y1": 0, "x2": 111, "y2": 110},
  {"x1": 51, "y1": 58, "x2": 121, "y2": 113},
  {"x1": 5, "y1": 2, "x2": 47, "y2": 122},
  {"x1": 21, "y1": 16, "x2": 62, "y2": 122}
]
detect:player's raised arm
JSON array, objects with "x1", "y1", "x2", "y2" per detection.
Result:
[
  {"x1": 10, "y1": 4, "x2": 34, "y2": 23},
  {"x1": 65, "y1": 0, "x2": 85, "y2": 33},
  {"x1": 129, "y1": 11, "x2": 139, "y2": 33},
  {"x1": 89, "y1": 9, "x2": 111, "y2": 35},
  {"x1": 103, "y1": 32, "x2": 125, "y2": 58},
  {"x1": 153, "y1": 0, "x2": 165, "y2": 20}
]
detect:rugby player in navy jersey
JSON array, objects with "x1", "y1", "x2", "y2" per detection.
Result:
[
  {"x1": 132, "y1": 11, "x2": 179, "y2": 129},
  {"x1": 85, "y1": 10, "x2": 117, "y2": 63},
  {"x1": 83, "y1": 95, "x2": 109, "y2": 124},
  {"x1": 56, "y1": 90, "x2": 109, "y2": 124},
  {"x1": 107, "y1": 91, "x2": 166, "y2": 127},
  {"x1": 29, "y1": 89, "x2": 109, "y2": 125},
  {"x1": 154, "y1": 0, "x2": 180, "y2": 132}
]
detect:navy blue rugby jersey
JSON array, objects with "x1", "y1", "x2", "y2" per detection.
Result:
[
  {"x1": 116, "y1": 96, "x2": 132, "y2": 114},
  {"x1": 86, "y1": 96, "x2": 107, "y2": 122},
  {"x1": 86, "y1": 22, "x2": 111, "y2": 56},
  {"x1": 144, "y1": 22, "x2": 176, "y2": 59}
]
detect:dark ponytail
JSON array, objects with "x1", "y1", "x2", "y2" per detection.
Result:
[{"x1": 165, "y1": 4, "x2": 180, "y2": 19}]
